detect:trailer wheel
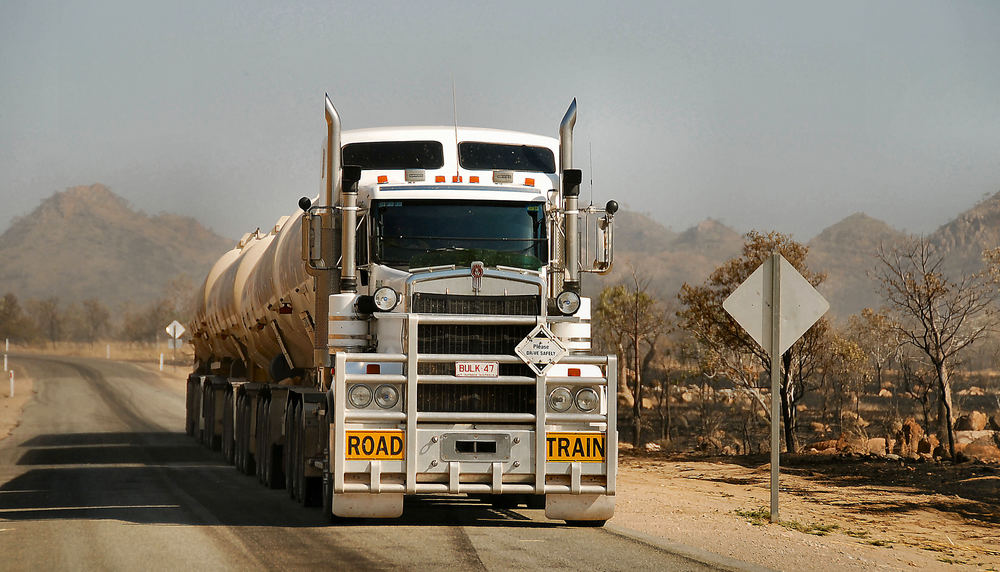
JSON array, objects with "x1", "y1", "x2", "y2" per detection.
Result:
[
  {"x1": 222, "y1": 388, "x2": 235, "y2": 464},
  {"x1": 257, "y1": 395, "x2": 269, "y2": 485},
  {"x1": 284, "y1": 398, "x2": 297, "y2": 496}
]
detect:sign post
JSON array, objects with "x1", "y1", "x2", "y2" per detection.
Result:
[
  {"x1": 723, "y1": 253, "x2": 829, "y2": 522},
  {"x1": 165, "y1": 320, "x2": 186, "y2": 365}
]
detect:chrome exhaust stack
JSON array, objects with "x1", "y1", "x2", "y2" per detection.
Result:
[
  {"x1": 559, "y1": 99, "x2": 581, "y2": 293},
  {"x1": 325, "y1": 95, "x2": 342, "y2": 208}
]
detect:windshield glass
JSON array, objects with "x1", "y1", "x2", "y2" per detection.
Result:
[{"x1": 372, "y1": 200, "x2": 547, "y2": 270}]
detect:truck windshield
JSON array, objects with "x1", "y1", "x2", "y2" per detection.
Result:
[{"x1": 372, "y1": 200, "x2": 547, "y2": 270}]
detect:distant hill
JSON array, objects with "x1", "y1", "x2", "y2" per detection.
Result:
[
  {"x1": 586, "y1": 213, "x2": 743, "y2": 305},
  {"x1": 807, "y1": 213, "x2": 909, "y2": 318},
  {"x1": 930, "y1": 191, "x2": 1000, "y2": 276},
  {"x1": 0, "y1": 184, "x2": 233, "y2": 307}
]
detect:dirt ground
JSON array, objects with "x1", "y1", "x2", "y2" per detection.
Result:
[
  {"x1": 612, "y1": 452, "x2": 1000, "y2": 571},
  {"x1": 3, "y1": 357, "x2": 998, "y2": 571}
]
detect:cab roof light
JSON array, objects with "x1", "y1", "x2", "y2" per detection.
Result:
[
  {"x1": 377, "y1": 175, "x2": 389, "y2": 184},
  {"x1": 452, "y1": 175, "x2": 462, "y2": 183},
  {"x1": 568, "y1": 368, "x2": 581, "y2": 377},
  {"x1": 469, "y1": 176, "x2": 480, "y2": 183},
  {"x1": 524, "y1": 177, "x2": 535, "y2": 186},
  {"x1": 435, "y1": 175, "x2": 446, "y2": 183},
  {"x1": 366, "y1": 364, "x2": 381, "y2": 374}
]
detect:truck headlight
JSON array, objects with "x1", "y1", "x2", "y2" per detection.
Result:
[
  {"x1": 373, "y1": 287, "x2": 400, "y2": 311},
  {"x1": 348, "y1": 384, "x2": 373, "y2": 408},
  {"x1": 547, "y1": 386, "x2": 573, "y2": 412},
  {"x1": 575, "y1": 387, "x2": 599, "y2": 412},
  {"x1": 374, "y1": 384, "x2": 399, "y2": 409},
  {"x1": 555, "y1": 291, "x2": 581, "y2": 315}
]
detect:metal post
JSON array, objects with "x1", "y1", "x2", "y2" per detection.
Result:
[{"x1": 769, "y1": 253, "x2": 781, "y2": 523}]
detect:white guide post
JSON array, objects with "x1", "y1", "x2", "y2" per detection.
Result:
[{"x1": 8, "y1": 370, "x2": 13, "y2": 398}]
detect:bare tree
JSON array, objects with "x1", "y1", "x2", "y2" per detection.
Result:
[
  {"x1": 594, "y1": 270, "x2": 667, "y2": 446},
  {"x1": 875, "y1": 238, "x2": 998, "y2": 459},
  {"x1": 846, "y1": 308, "x2": 898, "y2": 392},
  {"x1": 0, "y1": 293, "x2": 35, "y2": 342},
  {"x1": 28, "y1": 297, "x2": 61, "y2": 347},
  {"x1": 678, "y1": 230, "x2": 828, "y2": 453},
  {"x1": 81, "y1": 299, "x2": 111, "y2": 346}
]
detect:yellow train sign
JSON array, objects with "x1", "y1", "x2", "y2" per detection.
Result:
[
  {"x1": 345, "y1": 430, "x2": 405, "y2": 460},
  {"x1": 546, "y1": 432, "x2": 606, "y2": 462}
]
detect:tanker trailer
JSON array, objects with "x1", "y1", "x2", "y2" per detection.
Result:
[{"x1": 187, "y1": 94, "x2": 620, "y2": 524}]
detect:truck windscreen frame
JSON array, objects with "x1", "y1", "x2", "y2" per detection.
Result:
[
  {"x1": 371, "y1": 200, "x2": 548, "y2": 270},
  {"x1": 458, "y1": 142, "x2": 556, "y2": 173},
  {"x1": 343, "y1": 141, "x2": 445, "y2": 170}
]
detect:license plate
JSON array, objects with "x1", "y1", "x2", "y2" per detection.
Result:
[
  {"x1": 345, "y1": 430, "x2": 405, "y2": 460},
  {"x1": 455, "y1": 361, "x2": 499, "y2": 377},
  {"x1": 546, "y1": 432, "x2": 606, "y2": 462}
]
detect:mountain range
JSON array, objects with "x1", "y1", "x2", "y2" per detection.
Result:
[
  {"x1": 591, "y1": 192, "x2": 1000, "y2": 320},
  {"x1": 1, "y1": 184, "x2": 999, "y2": 320},
  {"x1": 0, "y1": 184, "x2": 231, "y2": 308}
]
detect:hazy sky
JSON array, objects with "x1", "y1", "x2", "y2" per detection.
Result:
[{"x1": 2, "y1": 1, "x2": 998, "y2": 241}]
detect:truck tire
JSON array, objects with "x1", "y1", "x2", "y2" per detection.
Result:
[
  {"x1": 321, "y1": 471, "x2": 335, "y2": 523},
  {"x1": 298, "y1": 403, "x2": 321, "y2": 507}
]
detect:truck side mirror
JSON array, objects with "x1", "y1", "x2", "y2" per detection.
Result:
[{"x1": 577, "y1": 202, "x2": 615, "y2": 275}]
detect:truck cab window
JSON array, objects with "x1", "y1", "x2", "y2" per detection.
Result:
[
  {"x1": 343, "y1": 141, "x2": 445, "y2": 170},
  {"x1": 372, "y1": 200, "x2": 547, "y2": 270},
  {"x1": 458, "y1": 142, "x2": 556, "y2": 173}
]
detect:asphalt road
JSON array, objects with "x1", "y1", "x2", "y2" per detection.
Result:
[{"x1": 0, "y1": 354, "x2": 733, "y2": 571}]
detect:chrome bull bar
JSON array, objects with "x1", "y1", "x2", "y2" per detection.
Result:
[{"x1": 330, "y1": 312, "x2": 617, "y2": 496}]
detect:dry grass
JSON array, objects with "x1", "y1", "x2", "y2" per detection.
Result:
[{"x1": 11, "y1": 341, "x2": 193, "y2": 366}]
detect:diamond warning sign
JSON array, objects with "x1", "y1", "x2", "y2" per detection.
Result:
[{"x1": 515, "y1": 324, "x2": 567, "y2": 376}]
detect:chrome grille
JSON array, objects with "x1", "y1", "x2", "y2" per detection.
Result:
[
  {"x1": 412, "y1": 293, "x2": 537, "y2": 413},
  {"x1": 412, "y1": 293, "x2": 540, "y2": 315},
  {"x1": 418, "y1": 384, "x2": 535, "y2": 414}
]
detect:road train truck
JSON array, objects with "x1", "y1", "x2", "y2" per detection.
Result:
[{"x1": 186, "y1": 95, "x2": 618, "y2": 524}]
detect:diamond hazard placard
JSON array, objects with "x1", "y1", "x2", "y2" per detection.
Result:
[{"x1": 515, "y1": 324, "x2": 568, "y2": 376}]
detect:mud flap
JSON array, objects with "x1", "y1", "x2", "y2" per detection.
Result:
[
  {"x1": 332, "y1": 493, "x2": 403, "y2": 518},
  {"x1": 545, "y1": 494, "x2": 615, "y2": 521}
]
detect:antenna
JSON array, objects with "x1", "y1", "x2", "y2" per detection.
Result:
[
  {"x1": 452, "y1": 77, "x2": 460, "y2": 179},
  {"x1": 589, "y1": 141, "x2": 594, "y2": 206}
]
